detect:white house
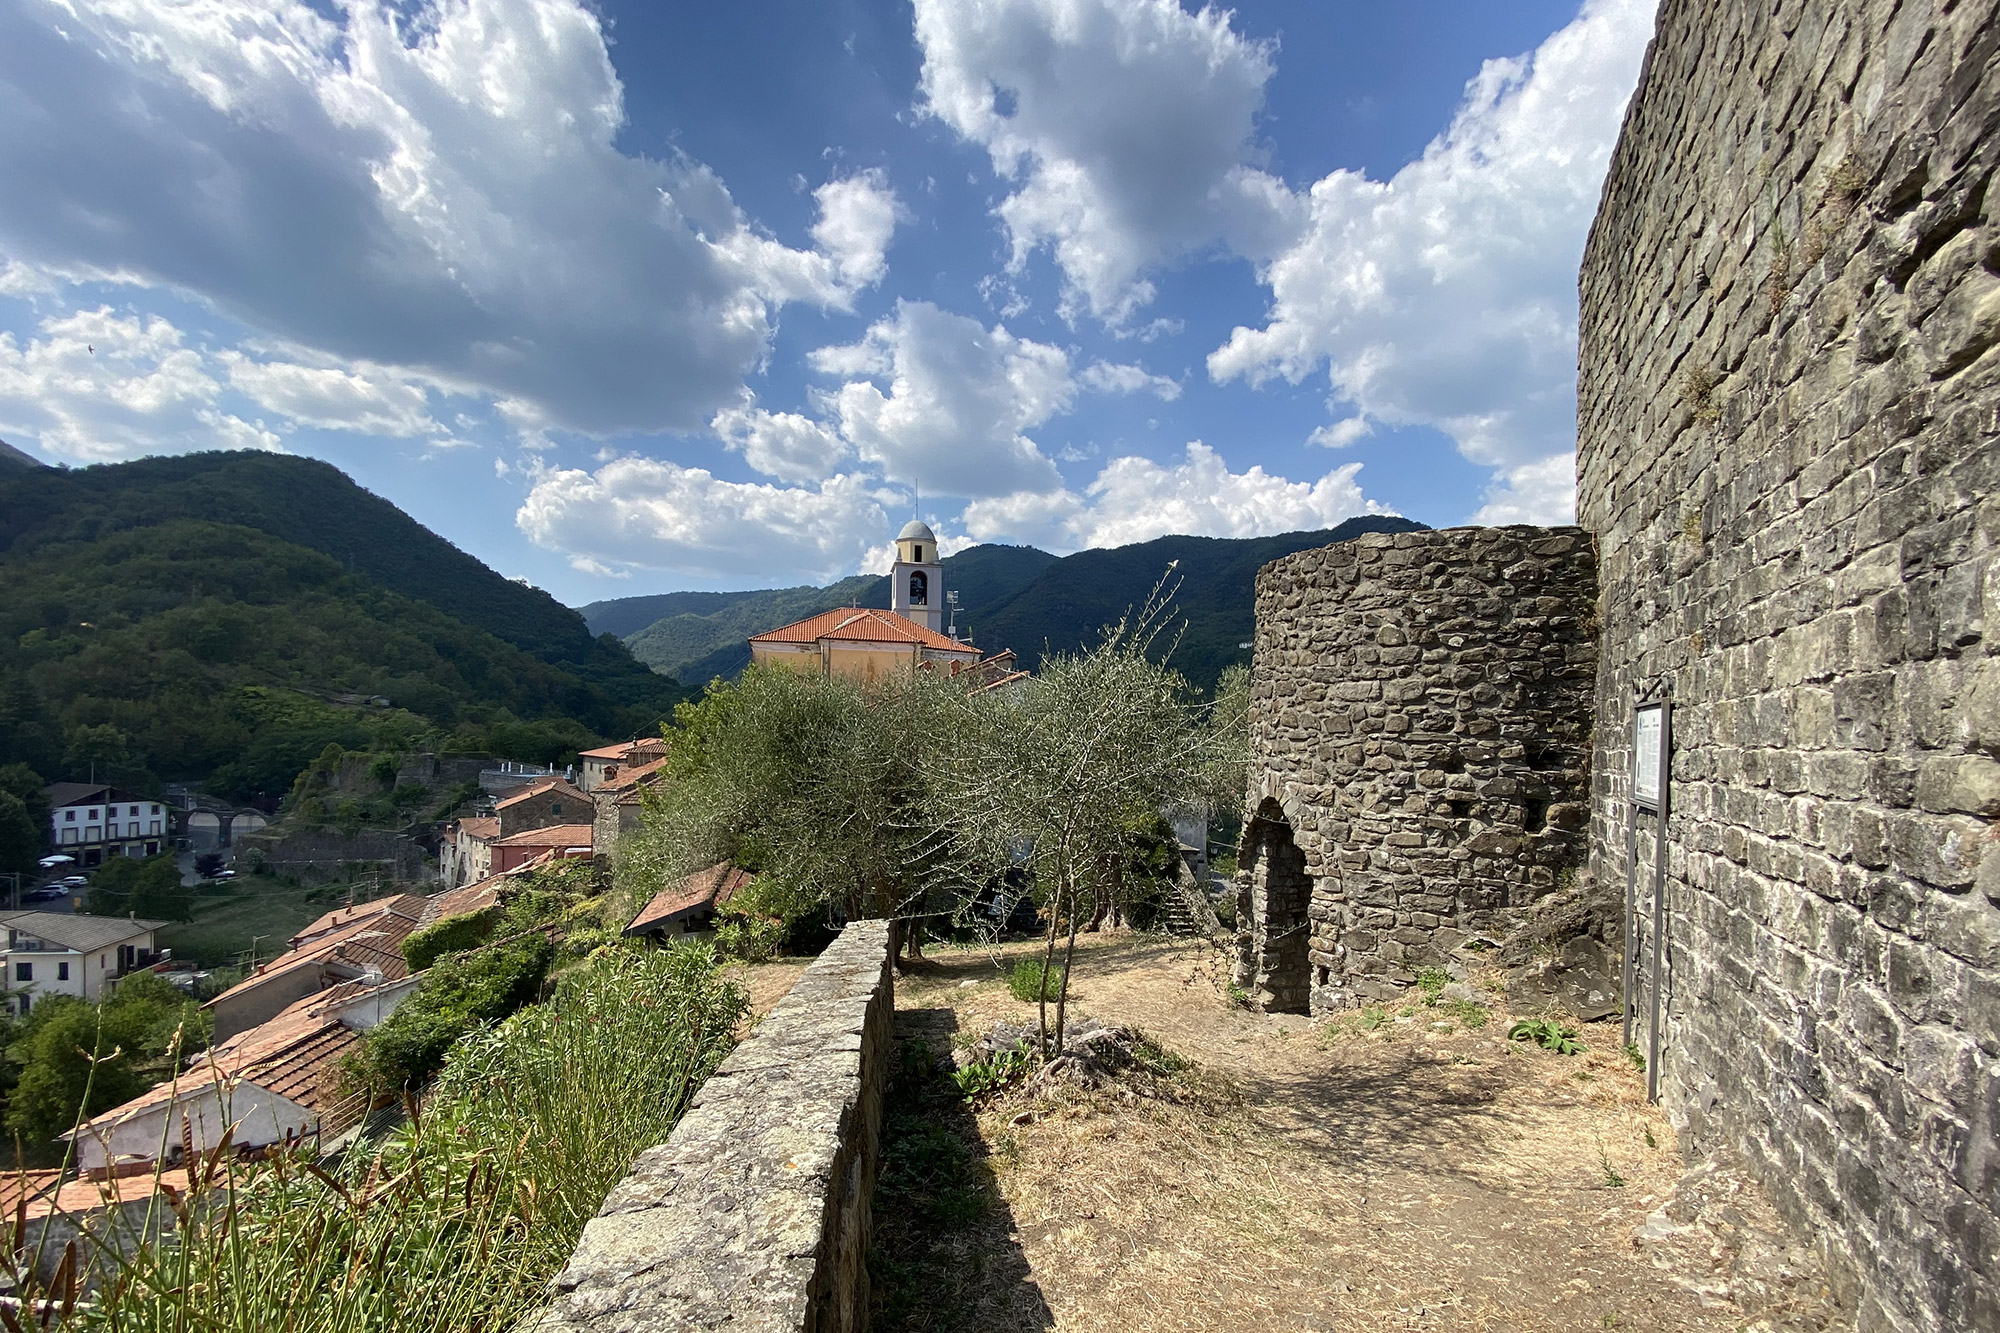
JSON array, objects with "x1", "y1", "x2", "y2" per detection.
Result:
[
  {"x1": 65, "y1": 973, "x2": 421, "y2": 1172},
  {"x1": 44, "y1": 783, "x2": 168, "y2": 867},
  {"x1": 0, "y1": 912, "x2": 167, "y2": 1017}
]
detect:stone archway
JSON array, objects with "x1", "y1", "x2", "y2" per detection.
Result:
[{"x1": 1237, "y1": 797, "x2": 1312, "y2": 1013}]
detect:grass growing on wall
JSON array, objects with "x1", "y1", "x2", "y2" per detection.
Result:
[{"x1": 40, "y1": 941, "x2": 745, "y2": 1333}]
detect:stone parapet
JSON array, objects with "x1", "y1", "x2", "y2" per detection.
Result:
[{"x1": 537, "y1": 920, "x2": 894, "y2": 1333}]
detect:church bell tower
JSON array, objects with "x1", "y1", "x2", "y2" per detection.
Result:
[{"x1": 891, "y1": 519, "x2": 944, "y2": 633}]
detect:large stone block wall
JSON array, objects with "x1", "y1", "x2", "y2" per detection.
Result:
[
  {"x1": 538, "y1": 920, "x2": 894, "y2": 1333},
  {"x1": 1578, "y1": 2, "x2": 1998, "y2": 1328},
  {"x1": 1237, "y1": 527, "x2": 1599, "y2": 1010}
]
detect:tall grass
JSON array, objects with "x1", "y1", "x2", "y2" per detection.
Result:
[{"x1": 48, "y1": 941, "x2": 745, "y2": 1333}]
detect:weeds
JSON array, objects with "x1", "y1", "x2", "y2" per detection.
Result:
[
  {"x1": 1444, "y1": 999, "x2": 1489, "y2": 1028},
  {"x1": 1414, "y1": 967, "x2": 1451, "y2": 1003},
  {"x1": 59, "y1": 942, "x2": 743, "y2": 1333},
  {"x1": 1358, "y1": 1006, "x2": 1390, "y2": 1032},
  {"x1": 1624, "y1": 1042, "x2": 1646, "y2": 1072},
  {"x1": 1508, "y1": 1018, "x2": 1585, "y2": 1055},
  {"x1": 951, "y1": 1041, "x2": 1033, "y2": 1101},
  {"x1": 1599, "y1": 1142, "x2": 1626, "y2": 1188},
  {"x1": 1009, "y1": 957, "x2": 1066, "y2": 1004}
]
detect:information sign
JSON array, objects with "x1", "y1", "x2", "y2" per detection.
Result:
[{"x1": 1633, "y1": 704, "x2": 1664, "y2": 811}]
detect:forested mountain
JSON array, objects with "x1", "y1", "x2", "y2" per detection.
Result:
[
  {"x1": 592, "y1": 516, "x2": 1424, "y2": 695},
  {"x1": 0, "y1": 454, "x2": 684, "y2": 802}
]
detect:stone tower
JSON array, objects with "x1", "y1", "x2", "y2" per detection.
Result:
[{"x1": 890, "y1": 519, "x2": 943, "y2": 633}]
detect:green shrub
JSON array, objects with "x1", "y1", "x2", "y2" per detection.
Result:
[
  {"x1": 1008, "y1": 957, "x2": 1064, "y2": 1003},
  {"x1": 715, "y1": 912, "x2": 785, "y2": 962},
  {"x1": 355, "y1": 934, "x2": 553, "y2": 1092},
  {"x1": 950, "y1": 1042, "x2": 1032, "y2": 1100},
  {"x1": 402, "y1": 908, "x2": 499, "y2": 973}
]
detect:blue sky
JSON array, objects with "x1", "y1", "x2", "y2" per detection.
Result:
[{"x1": 0, "y1": 0, "x2": 1656, "y2": 604}]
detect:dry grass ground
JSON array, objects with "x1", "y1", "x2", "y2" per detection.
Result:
[{"x1": 829, "y1": 930, "x2": 1844, "y2": 1333}]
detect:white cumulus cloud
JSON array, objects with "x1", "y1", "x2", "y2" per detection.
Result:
[
  {"x1": 1210, "y1": 0, "x2": 1657, "y2": 511},
  {"x1": 1079, "y1": 359, "x2": 1180, "y2": 400},
  {"x1": 962, "y1": 441, "x2": 1388, "y2": 551},
  {"x1": 0, "y1": 307, "x2": 279, "y2": 462},
  {"x1": 711, "y1": 402, "x2": 850, "y2": 485},
  {"x1": 220, "y1": 353, "x2": 443, "y2": 439},
  {"x1": 0, "y1": 0, "x2": 900, "y2": 439},
  {"x1": 1471, "y1": 452, "x2": 1578, "y2": 526},
  {"x1": 514, "y1": 457, "x2": 891, "y2": 582},
  {"x1": 914, "y1": 0, "x2": 1302, "y2": 325},
  {"x1": 811, "y1": 301, "x2": 1072, "y2": 499}
]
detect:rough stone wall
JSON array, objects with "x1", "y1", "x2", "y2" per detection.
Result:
[
  {"x1": 538, "y1": 920, "x2": 893, "y2": 1333},
  {"x1": 1578, "y1": 2, "x2": 1998, "y2": 1328},
  {"x1": 1238, "y1": 527, "x2": 1599, "y2": 1009}
]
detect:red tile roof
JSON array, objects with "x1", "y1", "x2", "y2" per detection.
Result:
[
  {"x1": 579, "y1": 739, "x2": 664, "y2": 760},
  {"x1": 491, "y1": 822, "x2": 595, "y2": 849},
  {"x1": 419, "y1": 873, "x2": 507, "y2": 927},
  {"x1": 453, "y1": 816, "x2": 500, "y2": 842},
  {"x1": 596, "y1": 757, "x2": 668, "y2": 795},
  {"x1": 626, "y1": 863, "x2": 753, "y2": 935},
  {"x1": 495, "y1": 777, "x2": 586, "y2": 810},
  {"x1": 207, "y1": 898, "x2": 423, "y2": 1011},
  {"x1": 748, "y1": 606, "x2": 976, "y2": 653},
  {"x1": 292, "y1": 894, "x2": 430, "y2": 948},
  {"x1": 27, "y1": 1166, "x2": 206, "y2": 1221}
]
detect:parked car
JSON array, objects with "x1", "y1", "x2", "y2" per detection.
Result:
[
  {"x1": 24, "y1": 886, "x2": 66, "y2": 902},
  {"x1": 59, "y1": 875, "x2": 88, "y2": 888}
]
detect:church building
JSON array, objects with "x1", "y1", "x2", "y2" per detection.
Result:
[{"x1": 747, "y1": 519, "x2": 985, "y2": 682}]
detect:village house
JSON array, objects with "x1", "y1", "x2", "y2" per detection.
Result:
[
  {"x1": 577, "y1": 738, "x2": 667, "y2": 792},
  {"x1": 67, "y1": 973, "x2": 418, "y2": 1174},
  {"x1": 625, "y1": 862, "x2": 754, "y2": 942},
  {"x1": 438, "y1": 775, "x2": 588, "y2": 888},
  {"x1": 43, "y1": 783, "x2": 169, "y2": 866},
  {"x1": 490, "y1": 823, "x2": 594, "y2": 873},
  {"x1": 204, "y1": 894, "x2": 426, "y2": 1040},
  {"x1": 0, "y1": 911, "x2": 167, "y2": 1017},
  {"x1": 589, "y1": 757, "x2": 667, "y2": 861}
]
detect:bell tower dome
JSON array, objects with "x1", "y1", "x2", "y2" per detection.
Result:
[{"x1": 890, "y1": 519, "x2": 943, "y2": 632}]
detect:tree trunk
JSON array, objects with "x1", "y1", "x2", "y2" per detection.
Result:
[
  {"x1": 1036, "y1": 870, "x2": 1066, "y2": 1058},
  {"x1": 1052, "y1": 864, "x2": 1095, "y2": 1057}
]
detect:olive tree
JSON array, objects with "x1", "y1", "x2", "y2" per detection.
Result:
[
  {"x1": 922, "y1": 582, "x2": 1224, "y2": 1054},
  {"x1": 613, "y1": 665, "x2": 965, "y2": 958}
]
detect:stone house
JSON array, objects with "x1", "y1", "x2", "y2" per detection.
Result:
[
  {"x1": 578, "y1": 739, "x2": 667, "y2": 793},
  {"x1": 590, "y1": 758, "x2": 666, "y2": 862}
]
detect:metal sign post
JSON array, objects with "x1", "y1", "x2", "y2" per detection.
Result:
[{"x1": 1625, "y1": 698, "x2": 1670, "y2": 1102}]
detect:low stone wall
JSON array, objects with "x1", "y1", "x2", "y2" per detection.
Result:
[{"x1": 538, "y1": 920, "x2": 894, "y2": 1333}]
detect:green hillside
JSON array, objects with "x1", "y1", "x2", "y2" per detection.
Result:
[
  {"x1": 598, "y1": 519, "x2": 1423, "y2": 696},
  {"x1": 0, "y1": 455, "x2": 685, "y2": 801},
  {"x1": 970, "y1": 517, "x2": 1425, "y2": 691},
  {"x1": 597, "y1": 544, "x2": 1059, "y2": 684}
]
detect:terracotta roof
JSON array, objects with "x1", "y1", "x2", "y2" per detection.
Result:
[
  {"x1": 80, "y1": 979, "x2": 397, "y2": 1138},
  {"x1": 972, "y1": 670, "x2": 1032, "y2": 694},
  {"x1": 419, "y1": 873, "x2": 508, "y2": 927},
  {"x1": 626, "y1": 863, "x2": 753, "y2": 935},
  {"x1": 579, "y1": 739, "x2": 663, "y2": 760},
  {"x1": 292, "y1": 894, "x2": 429, "y2": 948},
  {"x1": 491, "y1": 823, "x2": 595, "y2": 849},
  {"x1": 0, "y1": 1169, "x2": 60, "y2": 1215},
  {"x1": 495, "y1": 777, "x2": 586, "y2": 810},
  {"x1": 453, "y1": 816, "x2": 500, "y2": 842},
  {"x1": 748, "y1": 606, "x2": 976, "y2": 653},
  {"x1": 596, "y1": 757, "x2": 668, "y2": 795},
  {"x1": 206, "y1": 899, "x2": 422, "y2": 1010},
  {"x1": 26, "y1": 1166, "x2": 205, "y2": 1221}
]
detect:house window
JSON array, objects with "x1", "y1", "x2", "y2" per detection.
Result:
[
  {"x1": 64, "y1": 811, "x2": 75, "y2": 822},
  {"x1": 14, "y1": 962, "x2": 30, "y2": 983},
  {"x1": 129, "y1": 806, "x2": 140, "y2": 816},
  {"x1": 149, "y1": 821, "x2": 162, "y2": 835},
  {"x1": 56, "y1": 962, "x2": 68, "y2": 982},
  {"x1": 60, "y1": 829, "x2": 75, "y2": 844}
]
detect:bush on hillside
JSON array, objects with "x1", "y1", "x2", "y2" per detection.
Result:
[
  {"x1": 401, "y1": 909, "x2": 499, "y2": 973},
  {"x1": 351, "y1": 934, "x2": 553, "y2": 1093}
]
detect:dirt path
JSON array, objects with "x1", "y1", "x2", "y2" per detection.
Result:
[{"x1": 868, "y1": 931, "x2": 1845, "y2": 1333}]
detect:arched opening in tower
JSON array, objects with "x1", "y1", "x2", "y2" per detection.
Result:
[{"x1": 1243, "y1": 800, "x2": 1311, "y2": 1014}]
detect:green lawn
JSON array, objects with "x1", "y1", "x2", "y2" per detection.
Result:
[{"x1": 156, "y1": 875, "x2": 384, "y2": 969}]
